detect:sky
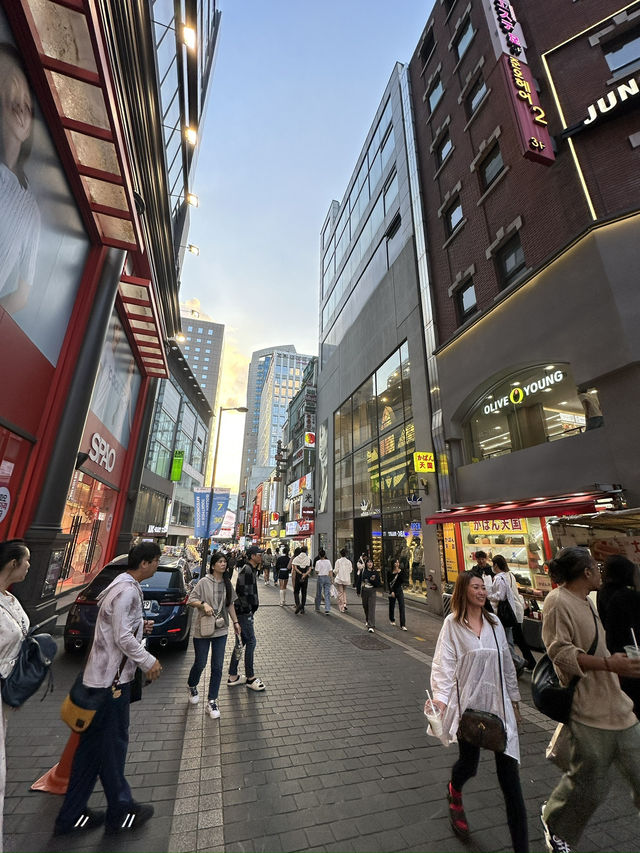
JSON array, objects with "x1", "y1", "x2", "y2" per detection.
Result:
[{"x1": 180, "y1": 1, "x2": 433, "y2": 490}]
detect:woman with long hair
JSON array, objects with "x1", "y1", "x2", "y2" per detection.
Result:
[
  {"x1": 490, "y1": 554, "x2": 535, "y2": 673},
  {"x1": 361, "y1": 558, "x2": 381, "y2": 633},
  {"x1": 388, "y1": 558, "x2": 407, "y2": 630},
  {"x1": 429, "y1": 571, "x2": 527, "y2": 852},
  {"x1": 275, "y1": 546, "x2": 291, "y2": 606},
  {"x1": 0, "y1": 539, "x2": 31, "y2": 851},
  {"x1": 187, "y1": 551, "x2": 241, "y2": 719}
]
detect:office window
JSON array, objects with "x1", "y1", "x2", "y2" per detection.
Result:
[
  {"x1": 479, "y1": 144, "x2": 504, "y2": 190},
  {"x1": 207, "y1": 329, "x2": 213, "y2": 335},
  {"x1": 497, "y1": 233, "x2": 526, "y2": 288},
  {"x1": 445, "y1": 198, "x2": 463, "y2": 236},
  {"x1": 197, "y1": 327, "x2": 203, "y2": 333},
  {"x1": 455, "y1": 280, "x2": 477, "y2": 324},
  {"x1": 444, "y1": 0, "x2": 457, "y2": 12},
  {"x1": 454, "y1": 18, "x2": 474, "y2": 61},
  {"x1": 605, "y1": 28, "x2": 640, "y2": 73},
  {"x1": 420, "y1": 29, "x2": 435, "y2": 67},
  {"x1": 187, "y1": 325, "x2": 193, "y2": 331},
  {"x1": 436, "y1": 133, "x2": 453, "y2": 166},
  {"x1": 196, "y1": 338, "x2": 201, "y2": 343},
  {"x1": 466, "y1": 76, "x2": 487, "y2": 117},
  {"x1": 428, "y1": 77, "x2": 444, "y2": 114}
]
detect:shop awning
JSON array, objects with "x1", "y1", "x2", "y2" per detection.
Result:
[{"x1": 425, "y1": 492, "x2": 613, "y2": 524}]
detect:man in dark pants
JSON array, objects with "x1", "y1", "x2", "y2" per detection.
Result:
[
  {"x1": 291, "y1": 545, "x2": 312, "y2": 613},
  {"x1": 227, "y1": 546, "x2": 266, "y2": 691},
  {"x1": 54, "y1": 542, "x2": 163, "y2": 837}
]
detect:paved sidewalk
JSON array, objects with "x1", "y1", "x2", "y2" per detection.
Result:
[{"x1": 4, "y1": 580, "x2": 639, "y2": 852}]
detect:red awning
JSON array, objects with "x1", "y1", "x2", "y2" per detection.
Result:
[{"x1": 425, "y1": 493, "x2": 610, "y2": 525}]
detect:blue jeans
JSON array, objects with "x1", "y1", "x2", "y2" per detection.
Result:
[
  {"x1": 315, "y1": 575, "x2": 331, "y2": 611},
  {"x1": 56, "y1": 682, "x2": 133, "y2": 830},
  {"x1": 188, "y1": 635, "x2": 227, "y2": 700},
  {"x1": 228, "y1": 613, "x2": 256, "y2": 679}
]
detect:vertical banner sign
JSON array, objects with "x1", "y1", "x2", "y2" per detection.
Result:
[
  {"x1": 499, "y1": 54, "x2": 555, "y2": 165},
  {"x1": 193, "y1": 488, "x2": 231, "y2": 537},
  {"x1": 209, "y1": 490, "x2": 230, "y2": 537}
]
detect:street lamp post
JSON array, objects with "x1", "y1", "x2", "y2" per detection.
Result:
[{"x1": 200, "y1": 405, "x2": 248, "y2": 574}]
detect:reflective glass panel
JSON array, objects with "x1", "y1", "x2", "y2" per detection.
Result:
[{"x1": 376, "y1": 351, "x2": 403, "y2": 435}]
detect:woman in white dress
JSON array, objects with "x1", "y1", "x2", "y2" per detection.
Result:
[
  {"x1": 0, "y1": 539, "x2": 31, "y2": 853},
  {"x1": 428, "y1": 571, "x2": 528, "y2": 852}
]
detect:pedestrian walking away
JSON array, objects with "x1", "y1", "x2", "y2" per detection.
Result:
[
  {"x1": 333, "y1": 548, "x2": 353, "y2": 613},
  {"x1": 54, "y1": 542, "x2": 163, "y2": 837},
  {"x1": 429, "y1": 571, "x2": 528, "y2": 852},
  {"x1": 597, "y1": 554, "x2": 640, "y2": 718},
  {"x1": 186, "y1": 551, "x2": 242, "y2": 719},
  {"x1": 388, "y1": 558, "x2": 407, "y2": 629},
  {"x1": 540, "y1": 547, "x2": 640, "y2": 853},
  {"x1": 227, "y1": 546, "x2": 266, "y2": 691},
  {"x1": 0, "y1": 540, "x2": 33, "y2": 852},
  {"x1": 262, "y1": 548, "x2": 274, "y2": 585},
  {"x1": 275, "y1": 546, "x2": 290, "y2": 607},
  {"x1": 314, "y1": 549, "x2": 333, "y2": 614},
  {"x1": 361, "y1": 558, "x2": 380, "y2": 632},
  {"x1": 291, "y1": 546, "x2": 312, "y2": 613}
]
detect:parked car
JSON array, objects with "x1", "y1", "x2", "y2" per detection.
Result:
[{"x1": 64, "y1": 554, "x2": 193, "y2": 653}]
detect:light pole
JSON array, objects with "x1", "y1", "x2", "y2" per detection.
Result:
[{"x1": 200, "y1": 405, "x2": 248, "y2": 573}]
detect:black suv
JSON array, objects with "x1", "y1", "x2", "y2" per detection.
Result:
[{"x1": 63, "y1": 555, "x2": 193, "y2": 653}]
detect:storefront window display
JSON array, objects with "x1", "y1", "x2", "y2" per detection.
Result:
[
  {"x1": 58, "y1": 472, "x2": 117, "y2": 593},
  {"x1": 333, "y1": 342, "x2": 419, "y2": 574},
  {"x1": 464, "y1": 364, "x2": 586, "y2": 462}
]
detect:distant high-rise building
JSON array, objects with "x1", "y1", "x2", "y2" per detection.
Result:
[
  {"x1": 256, "y1": 350, "x2": 314, "y2": 468},
  {"x1": 179, "y1": 302, "x2": 224, "y2": 413},
  {"x1": 237, "y1": 346, "x2": 296, "y2": 505}
]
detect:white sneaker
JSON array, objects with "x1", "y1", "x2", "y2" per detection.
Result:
[
  {"x1": 389, "y1": 621, "x2": 396, "y2": 627},
  {"x1": 368, "y1": 627, "x2": 375, "y2": 633},
  {"x1": 188, "y1": 686, "x2": 199, "y2": 704},
  {"x1": 207, "y1": 700, "x2": 220, "y2": 719},
  {"x1": 401, "y1": 626, "x2": 408, "y2": 631}
]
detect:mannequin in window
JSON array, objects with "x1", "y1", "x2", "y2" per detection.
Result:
[{"x1": 578, "y1": 385, "x2": 603, "y2": 430}]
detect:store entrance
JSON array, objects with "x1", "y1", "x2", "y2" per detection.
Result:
[{"x1": 353, "y1": 516, "x2": 382, "y2": 569}]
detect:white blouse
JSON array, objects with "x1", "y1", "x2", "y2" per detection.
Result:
[
  {"x1": 430, "y1": 613, "x2": 522, "y2": 762},
  {"x1": 0, "y1": 592, "x2": 29, "y2": 679}
]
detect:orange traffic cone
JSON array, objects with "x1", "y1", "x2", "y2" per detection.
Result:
[{"x1": 30, "y1": 732, "x2": 80, "y2": 794}]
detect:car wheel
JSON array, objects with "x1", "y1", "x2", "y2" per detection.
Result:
[{"x1": 175, "y1": 632, "x2": 190, "y2": 651}]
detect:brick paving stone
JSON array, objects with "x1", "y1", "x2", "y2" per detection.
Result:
[{"x1": 5, "y1": 583, "x2": 640, "y2": 852}]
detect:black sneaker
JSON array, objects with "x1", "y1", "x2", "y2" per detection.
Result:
[
  {"x1": 54, "y1": 808, "x2": 106, "y2": 836},
  {"x1": 105, "y1": 803, "x2": 154, "y2": 835},
  {"x1": 541, "y1": 804, "x2": 573, "y2": 852}
]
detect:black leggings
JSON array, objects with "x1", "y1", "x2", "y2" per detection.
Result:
[
  {"x1": 293, "y1": 576, "x2": 308, "y2": 608},
  {"x1": 451, "y1": 738, "x2": 528, "y2": 852}
]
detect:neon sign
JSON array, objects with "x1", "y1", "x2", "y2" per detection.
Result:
[{"x1": 493, "y1": 0, "x2": 523, "y2": 56}]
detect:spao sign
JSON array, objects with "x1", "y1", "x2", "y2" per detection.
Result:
[
  {"x1": 483, "y1": 370, "x2": 564, "y2": 415},
  {"x1": 89, "y1": 432, "x2": 116, "y2": 472}
]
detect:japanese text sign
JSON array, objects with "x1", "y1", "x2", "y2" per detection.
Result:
[{"x1": 413, "y1": 451, "x2": 435, "y2": 473}]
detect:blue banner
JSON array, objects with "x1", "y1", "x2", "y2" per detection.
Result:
[{"x1": 193, "y1": 487, "x2": 231, "y2": 538}]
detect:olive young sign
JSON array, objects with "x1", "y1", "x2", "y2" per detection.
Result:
[{"x1": 483, "y1": 369, "x2": 564, "y2": 415}]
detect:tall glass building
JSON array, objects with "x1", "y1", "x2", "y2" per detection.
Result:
[{"x1": 315, "y1": 63, "x2": 442, "y2": 606}]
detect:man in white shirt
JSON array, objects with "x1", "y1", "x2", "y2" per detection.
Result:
[{"x1": 54, "y1": 543, "x2": 163, "y2": 837}]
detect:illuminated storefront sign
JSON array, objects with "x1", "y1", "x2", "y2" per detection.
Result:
[
  {"x1": 500, "y1": 54, "x2": 555, "y2": 165},
  {"x1": 413, "y1": 451, "x2": 435, "y2": 473},
  {"x1": 89, "y1": 432, "x2": 116, "y2": 472},
  {"x1": 482, "y1": 0, "x2": 528, "y2": 64},
  {"x1": 483, "y1": 369, "x2": 564, "y2": 414},
  {"x1": 468, "y1": 518, "x2": 527, "y2": 533},
  {"x1": 287, "y1": 472, "x2": 313, "y2": 499},
  {"x1": 563, "y1": 75, "x2": 640, "y2": 138},
  {"x1": 304, "y1": 432, "x2": 316, "y2": 448}
]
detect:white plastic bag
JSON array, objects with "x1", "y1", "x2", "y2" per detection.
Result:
[{"x1": 329, "y1": 584, "x2": 338, "y2": 599}]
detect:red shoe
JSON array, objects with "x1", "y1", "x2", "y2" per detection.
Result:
[{"x1": 447, "y1": 782, "x2": 470, "y2": 840}]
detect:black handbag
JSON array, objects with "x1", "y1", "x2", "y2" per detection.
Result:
[
  {"x1": 1, "y1": 622, "x2": 57, "y2": 709},
  {"x1": 456, "y1": 622, "x2": 508, "y2": 753},
  {"x1": 531, "y1": 606, "x2": 598, "y2": 723},
  {"x1": 497, "y1": 597, "x2": 518, "y2": 628}
]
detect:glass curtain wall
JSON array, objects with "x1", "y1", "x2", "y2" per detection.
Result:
[{"x1": 333, "y1": 342, "x2": 421, "y2": 583}]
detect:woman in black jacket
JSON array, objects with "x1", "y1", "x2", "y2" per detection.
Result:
[
  {"x1": 388, "y1": 559, "x2": 407, "y2": 630},
  {"x1": 361, "y1": 559, "x2": 381, "y2": 633},
  {"x1": 597, "y1": 554, "x2": 640, "y2": 718}
]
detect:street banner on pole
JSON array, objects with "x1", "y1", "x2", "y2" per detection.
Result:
[{"x1": 193, "y1": 487, "x2": 231, "y2": 537}]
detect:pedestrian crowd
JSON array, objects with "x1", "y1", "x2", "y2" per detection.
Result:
[{"x1": 0, "y1": 537, "x2": 638, "y2": 853}]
